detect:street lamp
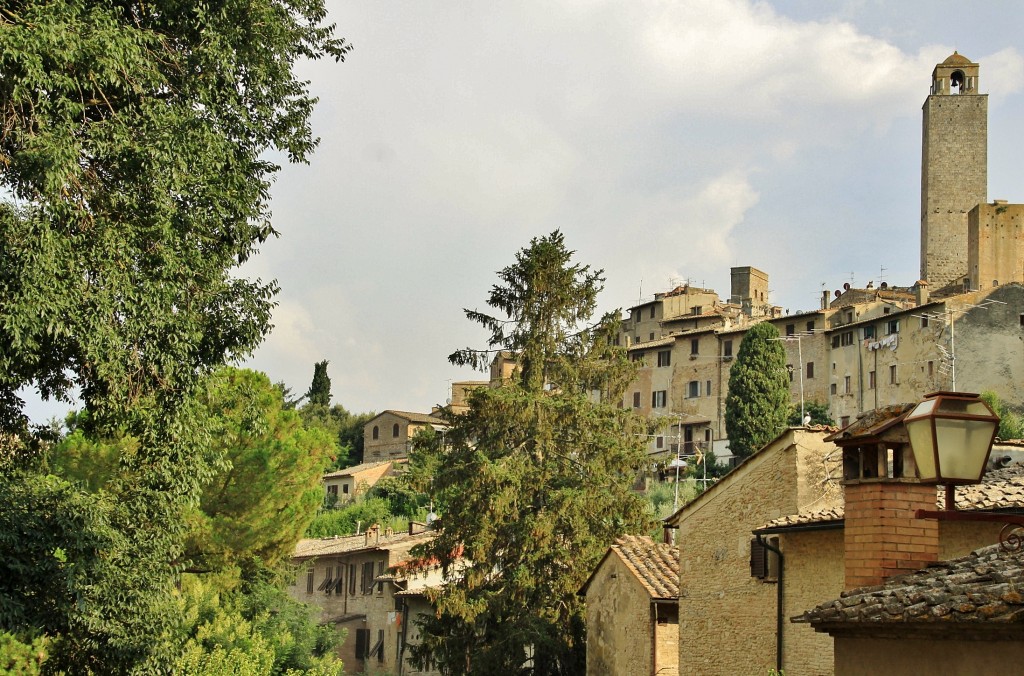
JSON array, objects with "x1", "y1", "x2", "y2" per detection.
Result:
[{"x1": 904, "y1": 391, "x2": 999, "y2": 486}]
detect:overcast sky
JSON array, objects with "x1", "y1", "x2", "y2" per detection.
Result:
[
  {"x1": 26, "y1": 0, "x2": 1024, "y2": 423},
  {"x1": 237, "y1": 0, "x2": 1024, "y2": 416}
]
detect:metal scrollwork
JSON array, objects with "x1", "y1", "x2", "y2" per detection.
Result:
[{"x1": 999, "y1": 523, "x2": 1024, "y2": 552}]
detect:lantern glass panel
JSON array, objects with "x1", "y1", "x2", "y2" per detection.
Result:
[
  {"x1": 934, "y1": 418, "x2": 997, "y2": 481},
  {"x1": 905, "y1": 398, "x2": 937, "y2": 421},
  {"x1": 905, "y1": 417, "x2": 937, "y2": 480}
]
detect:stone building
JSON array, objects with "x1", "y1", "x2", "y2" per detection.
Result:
[
  {"x1": 289, "y1": 525, "x2": 438, "y2": 674},
  {"x1": 920, "y1": 52, "x2": 987, "y2": 291},
  {"x1": 664, "y1": 427, "x2": 843, "y2": 676},
  {"x1": 579, "y1": 535, "x2": 679, "y2": 676},
  {"x1": 322, "y1": 460, "x2": 395, "y2": 504},
  {"x1": 363, "y1": 410, "x2": 446, "y2": 462}
]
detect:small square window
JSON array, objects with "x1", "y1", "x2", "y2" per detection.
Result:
[
  {"x1": 830, "y1": 383, "x2": 837, "y2": 395},
  {"x1": 786, "y1": 324, "x2": 795, "y2": 336},
  {"x1": 657, "y1": 350, "x2": 671, "y2": 367},
  {"x1": 921, "y1": 316, "x2": 930, "y2": 328},
  {"x1": 656, "y1": 436, "x2": 664, "y2": 449},
  {"x1": 806, "y1": 320, "x2": 815, "y2": 332},
  {"x1": 652, "y1": 390, "x2": 667, "y2": 408},
  {"x1": 723, "y1": 340, "x2": 733, "y2": 358},
  {"x1": 687, "y1": 381, "x2": 699, "y2": 398}
]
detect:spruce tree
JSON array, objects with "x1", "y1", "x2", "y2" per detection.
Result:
[
  {"x1": 410, "y1": 231, "x2": 650, "y2": 675},
  {"x1": 724, "y1": 321, "x2": 790, "y2": 460}
]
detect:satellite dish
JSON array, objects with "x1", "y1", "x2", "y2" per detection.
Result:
[
  {"x1": 843, "y1": 282, "x2": 851, "y2": 290},
  {"x1": 834, "y1": 290, "x2": 842, "y2": 297},
  {"x1": 880, "y1": 282, "x2": 888, "y2": 289}
]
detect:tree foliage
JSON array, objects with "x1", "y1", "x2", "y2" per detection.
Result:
[
  {"x1": 410, "y1": 232, "x2": 650, "y2": 675},
  {"x1": 305, "y1": 360, "x2": 332, "y2": 408},
  {"x1": 725, "y1": 322, "x2": 790, "y2": 460},
  {"x1": 788, "y1": 400, "x2": 834, "y2": 427},
  {"x1": 981, "y1": 391, "x2": 1024, "y2": 440},
  {"x1": 0, "y1": 0, "x2": 347, "y2": 669}
]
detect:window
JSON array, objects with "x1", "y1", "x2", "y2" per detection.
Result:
[
  {"x1": 318, "y1": 567, "x2": 335, "y2": 594},
  {"x1": 831, "y1": 335, "x2": 840, "y2": 348},
  {"x1": 630, "y1": 351, "x2": 644, "y2": 362},
  {"x1": 889, "y1": 364, "x2": 898, "y2": 385},
  {"x1": 690, "y1": 339, "x2": 699, "y2": 355},
  {"x1": 883, "y1": 306, "x2": 891, "y2": 314},
  {"x1": 840, "y1": 416, "x2": 851, "y2": 428},
  {"x1": 327, "y1": 484, "x2": 338, "y2": 496},
  {"x1": 306, "y1": 566, "x2": 314, "y2": 594},
  {"x1": 377, "y1": 560, "x2": 385, "y2": 594},
  {"x1": 750, "y1": 537, "x2": 780, "y2": 581},
  {"x1": 1020, "y1": 313, "x2": 1024, "y2": 328},
  {"x1": 373, "y1": 630, "x2": 385, "y2": 663},
  {"x1": 343, "y1": 483, "x2": 350, "y2": 494},
  {"x1": 361, "y1": 561, "x2": 375, "y2": 595},
  {"x1": 691, "y1": 306, "x2": 702, "y2": 316},
  {"x1": 334, "y1": 566, "x2": 344, "y2": 595},
  {"x1": 348, "y1": 564, "x2": 356, "y2": 596},
  {"x1": 928, "y1": 360, "x2": 934, "y2": 377},
  {"x1": 723, "y1": 340, "x2": 733, "y2": 358},
  {"x1": 806, "y1": 320, "x2": 815, "y2": 332},
  {"x1": 650, "y1": 306, "x2": 655, "y2": 319},
  {"x1": 687, "y1": 381, "x2": 699, "y2": 398},
  {"x1": 921, "y1": 315, "x2": 929, "y2": 328},
  {"x1": 786, "y1": 324, "x2": 795, "y2": 336},
  {"x1": 806, "y1": 362, "x2": 814, "y2": 379},
  {"x1": 840, "y1": 331, "x2": 854, "y2": 346},
  {"x1": 656, "y1": 436, "x2": 664, "y2": 449},
  {"x1": 652, "y1": 390, "x2": 667, "y2": 408},
  {"x1": 706, "y1": 380, "x2": 712, "y2": 396},
  {"x1": 786, "y1": 365, "x2": 794, "y2": 382},
  {"x1": 657, "y1": 350, "x2": 671, "y2": 367},
  {"x1": 844, "y1": 376, "x2": 851, "y2": 394},
  {"x1": 635, "y1": 335, "x2": 640, "y2": 344},
  {"x1": 372, "y1": 426, "x2": 379, "y2": 440},
  {"x1": 863, "y1": 325, "x2": 875, "y2": 339},
  {"x1": 885, "y1": 319, "x2": 900, "y2": 335},
  {"x1": 649, "y1": 332, "x2": 655, "y2": 341},
  {"x1": 868, "y1": 371, "x2": 876, "y2": 389},
  {"x1": 632, "y1": 392, "x2": 641, "y2": 408},
  {"x1": 392, "y1": 423, "x2": 400, "y2": 437},
  {"x1": 355, "y1": 628, "x2": 370, "y2": 660},
  {"x1": 830, "y1": 383, "x2": 837, "y2": 395}
]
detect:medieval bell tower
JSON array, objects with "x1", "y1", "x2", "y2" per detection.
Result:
[{"x1": 920, "y1": 52, "x2": 987, "y2": 290}]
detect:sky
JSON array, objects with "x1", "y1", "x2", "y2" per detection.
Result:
[{"x1": 24, "y1": 0, "x2": 1024, "y2": 423}]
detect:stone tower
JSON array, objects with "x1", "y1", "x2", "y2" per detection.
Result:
[{"x1": 920, "y1": 52, "x2": 987, "y2": 290}]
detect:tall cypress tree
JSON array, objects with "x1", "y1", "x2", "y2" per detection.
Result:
[
  {"x1": 724, "y1": 321, "x2": 791, "y2": 460},
  {"x1": 410, "y1": 231, "x2": 650, "y2": 675},
  {"x1": 305, "y1": 360, "x2": 332, "y2": 408}
]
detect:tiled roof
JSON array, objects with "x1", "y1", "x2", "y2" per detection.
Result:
[
  {"x1": 293, "y1": 529, "x2": 435, "y2": 560},
  {"x1": 611, "y1": 535, "x2": 679, "y2": 599},
  {"x1": 794, "y1": 543, "x2": 1024, "y2": 635},
  {"x1": 824, "y1": 403, "x2": 915, "y2": 442},
  {"x1": 627, "y1": 337, "x2": 675, "y2": 350},
  {"x1": 757, "y1": 507, "x2": 844, "y2": 532},
  {"x1": 322, "y1": 460, "x2": 393, "y2": 479},
  {"x1": 382, "y1": 410, "x2": 447, "y2": 425},
  {"x1": 757, "y1": 464, "x2": 1024, "y2": 531}
]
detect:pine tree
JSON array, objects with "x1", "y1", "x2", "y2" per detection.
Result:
[
  {"x1": 305, "y1": 360, "x2": 333, "y2": 408},
  {"x1": 725, "y1": 321, "x2": 791, "y2": 460},
  {"x1": 410, "y1": 231, "x2": 650, "y2": 675}
]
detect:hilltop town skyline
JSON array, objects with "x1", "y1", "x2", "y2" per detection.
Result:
[{"x1": 22, "y1": 1, "x2": 1024, "y2": 423}]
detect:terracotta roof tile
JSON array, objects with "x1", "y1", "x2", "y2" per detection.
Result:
[
  {"x1": 795, "y1": 543, "x2": 1024, "y2": 630},
  {"x1": 293, "y1": 530, "x2": 435, "y2": 560},
  {"x1": 611, "y1": 535, "x2": 679, "y2": 599},
  {"x1": 322, "y1": 460, "x2": 394, "y2": 479}
]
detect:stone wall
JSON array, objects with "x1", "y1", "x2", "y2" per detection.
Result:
[
  {"x1": 968, "y1": 203, "x2": 1024, "y2": 290},
  {"x1": 835, "y1": 637, "x2": 1024, "y2": 676},
  {"x1": 585, "y1": 553, "x2": 654, "y2": 676},
  {"x1": 920, "y1": 92, "x2": 987, "y2": 288},
  {"x1": 779, "y1": 529, "x2": 844, "y2": 675}
]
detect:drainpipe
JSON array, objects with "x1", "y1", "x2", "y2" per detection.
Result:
[{"x1": 756, "y1": 533, "x2": 784, "y2": 674}]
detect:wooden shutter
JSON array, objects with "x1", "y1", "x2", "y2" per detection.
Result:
[{"x1": 750, "y1": 538, "x2": 768, "y2": 579}]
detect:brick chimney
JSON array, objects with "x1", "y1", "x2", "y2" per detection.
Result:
[
  {"x1": 830, "y1": 404, "x2": 940, "y2": 589},
  {"x1": 844, "y1": 482, "x2": 938, "y2": 588}
]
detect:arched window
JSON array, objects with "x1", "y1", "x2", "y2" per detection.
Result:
[
  {"x1": 372, "y1": 426, "x2": 379, "y2": 440},
  {"x1": 392, "y1": 423, "x2": 400, "y2": 437}
]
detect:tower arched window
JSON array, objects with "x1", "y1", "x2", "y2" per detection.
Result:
[
  {"x1": 392, "y1": 423, "x2": 400, "y2": 437},
  {"x1": 950, "y1": 70, "x2": 964, "y2": 94},
  {"x1": 372, "y1": 426, "x2": 379, "y2": 440}
]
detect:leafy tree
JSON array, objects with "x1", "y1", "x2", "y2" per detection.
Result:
[
  {"x1": 0, "y1": 1, "x2": 348, "y2": 668},
  {"x1": 981, "y1": 391, "x2": 1024, "y2": 440},
  {"x1": 725, "y1": 322, "x2": 790, "y2": 460},
  {"x1": 409, "y1": 231, "x2": 650, "y2": 675},
  {"x1": 305, "y1": 496, "x2": 406, "y2": 538},
  {"x1": 188, "y1": 368, "x2": 338, "y2": 571},
  {"x1": 788, "y1": 400, "x2": 834, "y2": 427},
  {"x1": 305, "y1": 360, "x2": 333, "y2": 408}
]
